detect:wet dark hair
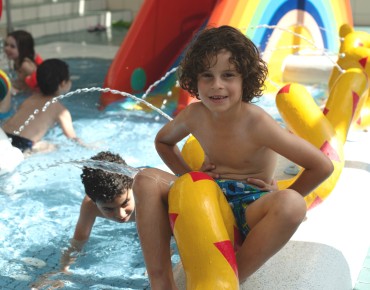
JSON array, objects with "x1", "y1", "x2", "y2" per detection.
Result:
[
  {"x1": 178, "y1": 25, "x2": 268, "y2": 102},
  {"x1": 8, "y1": 30, "x2": 35, "y2": 69},
  {"x1": 36, "y1": 58, "x2": 69, "y2": 95},
  {"x1": 81, "y1": 151, "x2": 134, "y2": 203}
]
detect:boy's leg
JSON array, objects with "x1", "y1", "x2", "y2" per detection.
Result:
[
  {"x1": 133, "y1": 168, "x2": 178, "y2": 290},
  {"x1": 236, "y1": 189, "x2": 307, "y2": 281}
]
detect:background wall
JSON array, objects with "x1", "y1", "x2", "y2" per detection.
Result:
[
  {"x1": 351, "y1": 0, "x2": 370, "y2": 25},
  {"x1": 106, "y1": 0, "x2": 143, "y2": 17},
  {"x1": 0, "y1": 0, "x2": 369, "y2": 41}
]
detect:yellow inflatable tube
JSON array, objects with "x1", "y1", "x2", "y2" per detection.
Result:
[
  {"x1": 276, "y1": 68, "x2": 368, "y2": 207},
  {"x1": 329, "y1": 24, "x2": 370, "y2": 130},
  {"x1": 169, "y1": 172, "x2": 241, "y2": 289}
]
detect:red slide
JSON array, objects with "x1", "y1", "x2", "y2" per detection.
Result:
[{"x1": 100, "y1": 0, "x2": 218, "y2": 110}]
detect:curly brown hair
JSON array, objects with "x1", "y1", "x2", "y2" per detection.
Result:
[
  {"x1": 81, "y1": 151, "x2": 133, "y2": 203},
  {"x1": 178, "y1": 25, "x2": 268, "y2": 102}
]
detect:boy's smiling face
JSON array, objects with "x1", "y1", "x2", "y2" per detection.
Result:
[
  {"x1": 96, "y1": 188, "x2": 135, "y2": 223},
  {"x1": 197, "y1": 49, "x2": 243, "y2": 113}
]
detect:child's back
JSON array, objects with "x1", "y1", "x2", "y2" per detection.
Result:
[
  {"x1": 2, "y1": 59, "x2": 77, "y2": 151},
  {"x1": 2, "y1": 93, "x2": 71, "y2": 143}
]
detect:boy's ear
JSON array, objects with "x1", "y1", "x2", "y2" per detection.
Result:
[
  {"x1": 58, "y1": 79, "x2": 71, "y2": 93},
  {"x1": 57, "y1": 81, "x2": 64, "y2": 91},
  {"x1": 60, "y1": 80, "x2": 68, "y2": 87}
]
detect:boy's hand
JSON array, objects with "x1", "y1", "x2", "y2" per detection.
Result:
[
  {"x1": 199, "y1": 158, "x2": 220, "y2": 179},
  {"x1": 246, "y1": 178, "x2": 278, "y2": 192}
]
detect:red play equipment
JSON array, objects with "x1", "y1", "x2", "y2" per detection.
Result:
[{"x1": 100, "y1": 0, "x2": 218, "y2": 110}]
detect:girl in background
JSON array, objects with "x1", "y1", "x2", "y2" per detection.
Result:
[{"x1": 4, "y1": 30, "x2": 43, "y2": 92}]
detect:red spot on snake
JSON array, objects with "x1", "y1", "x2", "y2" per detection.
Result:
[
  {"x1": 352, "y1": 91, "x2": 360, "y2": 120},
  {"x1": 278, "y1": 84, "x2": 291, "y2": 94},
  {"x1": 307, "y1": 196, "x2": 323, "y2": 210},
  {"x1": 169, "y1": 213, "x2": 178, "y2": 232},
  {"x1": 189, "y1": 171, "x2": 213, "y2": 182},
  {"x1": 320, "y1": 141, "x2": 340, "y2": 162},
  {"x1": 214, "y1": 240, "x2": 238, "y2": 277},
  {"x1": 359, "y1": 57, "x2": 367, "y2": 68}
]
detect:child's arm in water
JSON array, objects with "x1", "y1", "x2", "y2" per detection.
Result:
[
  {"x1": 56, "y1": 105, "x2": 90, "y2": 148},
  {"x1": 60, "y1": 196, "x2": 97, "y2": 273},
  {"x1": 57, "y1": 106, "x2": 78, "y2": 140}
]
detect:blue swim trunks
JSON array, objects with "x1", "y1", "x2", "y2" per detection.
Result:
[
  {"x1": 215, "y1": 179, "x2": 269, "y2": 239},
  {"x1": 6, "y1": 133, "x2": 33, "y2": 152}
]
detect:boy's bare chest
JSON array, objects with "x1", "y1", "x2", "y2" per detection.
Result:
[{"x1": 195, "y1": 127, "x2": 259, "y2": 161}]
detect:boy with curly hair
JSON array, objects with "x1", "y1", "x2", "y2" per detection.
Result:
[
  {"x1": 133, "y1": 25, "x2": 333, "y2": 289},
  {"x1": 61, "y1": 151, "x2": 135, "y2": 272}
]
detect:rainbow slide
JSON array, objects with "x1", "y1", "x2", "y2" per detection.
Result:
[{"x1": 101, "y1": 0, "x2": 352, "y2": 114}]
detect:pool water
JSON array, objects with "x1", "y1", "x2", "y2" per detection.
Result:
[
  {"x1": 0, "y1": 58, "x2": 327, "y2": 289},
  {"x1": 0, "y1": 58, "x2": 178, "y2": 290}
]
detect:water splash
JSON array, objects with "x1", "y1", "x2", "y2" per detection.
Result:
[
  {"x1": 251, "y1": 24, "x2": 345, "y2": 73},
  {"x1": 73, "y1": 159, "x2": 140, "y2": 178},
  {"x1": 20, "y1": 158, "x2": 140, "y2": 178},
  {"x1": 141, "y1": 66, "x2": 178, "y2": 100},
  {"x1": 13, "y1": 87, "x2": 174, "y2": 136}
]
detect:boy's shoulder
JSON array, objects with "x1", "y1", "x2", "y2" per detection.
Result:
[
  {"x1": 21, "y1": 93, "x2": 50, "y2": 108},
  {"x1": 81, "y1": 195, "x2": 100, "y2": 216},
  {"x1": 243, "y1": 102, "x2": 269, "y2": 117},
  {"x1": 183, "y1": 101, "x2": 204, "y2": 113}
]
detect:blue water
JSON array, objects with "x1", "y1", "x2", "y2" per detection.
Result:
[
  {"x1": 0, "y1": 58, "x2": 178, "y2": 290},
  {"x1": 0, "y1": 58, "x2": 327, "y2": 290}
]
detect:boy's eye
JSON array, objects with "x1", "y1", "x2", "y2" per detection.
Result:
[
  {"x1": 102, "y1": 208, "x2": 114, "y2": 212},
  {"x1": 121, "y1": 198, "x2": 130, "y2": 207},
  {"x1": 199, "y1": 72, "x2": 213, "y2": 78},
  {"x1": 223, "y1": 71, "x2": 237, "y2": 78}
]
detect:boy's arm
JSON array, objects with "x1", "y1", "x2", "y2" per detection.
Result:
[
  {"x1": 256, "y1": 112, "x2": 333, "y2": 196},
  {"x1": 60, "y1": 196, "x2": 97, "y2": 272},
  {"x1": 155, "y1": 109, "x2": 193, "y2": 175},
  {"x1": 57, "y1": 106, "x2": 94, "y2": 148},
  {"x1": 57, "y1": 107, "x2": 77, "y2": 139}
]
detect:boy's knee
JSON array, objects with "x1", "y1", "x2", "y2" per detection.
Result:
[{"x1": 275, "y1": 189, "x2": 307, "y2": 225}]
